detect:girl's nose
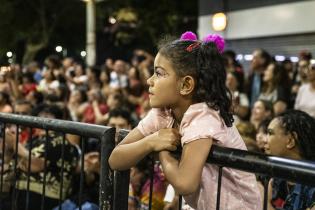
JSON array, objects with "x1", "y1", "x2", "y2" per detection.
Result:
[{"x1": 147, "y1": 75, "x2": 154, "y2": 86}]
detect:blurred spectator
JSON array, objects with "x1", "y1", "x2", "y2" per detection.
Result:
[
  {"x1": 223, "y1": 50, "x2": 244, "y2": 74},
  {"x1": 13, "y1": 100, "x2": 34, "y2": 144},
  {"x1": 0, "y1": 91, "x2": 13, "y2": 113},
  {"x1": 226, "y1": 71, "x2": 249, "y2": 122},
  {"x1": 246, "y1": 49, "x2": 272, "y2": 107},
  {"x1": 109, "y1": 59, "x2": 128, "y2": 90},
  {"x1": 129, "y1": 157, "x2": 166, "y2": 210},
  {"x1": 86, "y1": 66, "x2": 101, "y2": 90},
  {"x1": 26, "y1": 61, "x2": 42, "y2": 83},
  {"x1": 236, "y1": 121, "x2": 260, "y2": 153},
  {"x1": 291, "y1": 51, "x2": 312, "y2": 98},
  {"x1": 259, "y1": 62, "x2": 291, "y2": 116},
  {"x1": 294, "y1": 63, "x2": 315, "y2": 118},
  {"x1": 3, "y1": 104, "x2": 79, "y2": 210},
  {"x1": 255, "y1": 118, "x2": 272, "y2": 153},
  {"x1": 250, "y1": 99, "x2": 273, "y2": 130}
]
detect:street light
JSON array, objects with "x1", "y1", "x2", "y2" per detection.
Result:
[
  {"x1": 6, "y1": 51, "x2": 13, "y2": 58},
  {"x1": 56, "y1": 46, "x2": 63, "y2": 52},
  {"x1": 81, "y1": 51, "x2": 87, "y2": 57}
]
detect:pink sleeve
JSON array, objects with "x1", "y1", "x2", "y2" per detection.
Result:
[
  {"x1": 137, "y1": 108, "x2": 171, "y2": 136},
  {"x1": 180, "y1": 108, "x2": 226, "y2": 146}
]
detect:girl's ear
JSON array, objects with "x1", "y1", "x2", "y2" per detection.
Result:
[
  {"x1": 180, "y1": 76, "x2": 195, "y2": 96},
  {"x1": 286, "y1": 132, "x2": 297, "y2": 149}
]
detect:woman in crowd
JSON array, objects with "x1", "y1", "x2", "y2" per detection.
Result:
[
  {"x1": 258, "y1": 62, "x2": 291, "y2": 116},
  {"x1": 264, "y1": 110, "x2": 315, "y2": 210}
]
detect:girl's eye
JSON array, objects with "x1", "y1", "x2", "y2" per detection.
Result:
[{"x1": 155, "y1": 69, "x2": 166, "y2": 78}]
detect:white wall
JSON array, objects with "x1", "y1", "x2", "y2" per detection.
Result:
[{"x1": 198, "y1": 1, "x2": 315, "y2": 39}]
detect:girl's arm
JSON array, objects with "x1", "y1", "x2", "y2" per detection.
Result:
[
  {"x1": 109, "y1": 128, "x2": 179, "y2": 171},
  {"x1": 159, "y1": 138, "x2": 212, "y2": 195}
]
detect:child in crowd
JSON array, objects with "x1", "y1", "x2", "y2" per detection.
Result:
[
  {"x1": 264, "y1": 110, "x2": 315, "y2": 210},
  {"x1": 109, "y1": 31, "x2": 262, "y2": 210}
]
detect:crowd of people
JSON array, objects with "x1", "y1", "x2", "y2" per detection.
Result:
[{"x1": 0, "y1": 33, "x2": 315, "y2": 210}]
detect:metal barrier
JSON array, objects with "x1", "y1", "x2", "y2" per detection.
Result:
[
  {"x1": 1, "y1": 114, "x2": 315, "y2": 210},
  {"x1": 0, "y1": 113, "x2": 116, "y2": 210},
  {"x1": 114, "y1": 130, "x2": 315, "y2": 210}
]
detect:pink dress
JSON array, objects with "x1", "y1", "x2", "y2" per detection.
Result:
[{"x1": 137, "y1": 103, "x2": 262, "y2": 210}]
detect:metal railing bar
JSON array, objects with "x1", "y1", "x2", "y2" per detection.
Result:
[
  {"x1": 40, "y1": 129, "x2": 49, "y2": 210},
  {"x1": 99, "y1": 128, "x2": 116, "y2": 210},
  {"x1": 58, "y1": 133, "x2": 66, "y2": 210},
  {"x1": 25, "y1": 127, "x2": 33, "y2": 210},
  {"x1": 207, "y1": 145, "x2": 315, "y2": 186},
  {"x1": 0, "y1": 113, "x2": 108, "y2": 138},
  {"x1": 178, "y1": 195, "x2": 182, "y2": 210},
  {"x1": 113, "y1": 129, "x2": 130, "y2": 210},
  {"x1": 215, "y1": 166, "x2": 223, "y2": 210},
  {"x1": 0, "y1": 123, "x2": 6, "y2": 195},
  {"x1": 148, "y1": 157, "x2": 154, "y2": 210},
  {"x1": 79, "y1": 136, "x2": 85, "y2": 210},
  {"x1": 263, "y1": 177, "x2": 270, "y2": 210},
  {"x1": 12, "y1": 125, "x2": 20, "y2": 210}
]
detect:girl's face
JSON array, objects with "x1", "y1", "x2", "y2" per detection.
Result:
[
  {"x1": 263, "y1": 64, "x2": 274, "y2": 82},
  {"x1": 264, "y1": 118, "x2": 290, "y2": 156},
  {"x1": 147, "y1": 53, "x2": 182, "y2": 108}
]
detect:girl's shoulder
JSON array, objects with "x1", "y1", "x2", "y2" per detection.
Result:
[{"x1": 182, "y1": 102, "x2": 222, "y2": 124}]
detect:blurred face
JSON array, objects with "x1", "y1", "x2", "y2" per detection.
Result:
[
  {"x1": 307, "y1": 64, "x2": 315, "y2": 82},
  {"x1": 75, "y1": 65, "x2": 84, "y2": 76},
  {"x1": 250, "y1": 50, "x2": 263, "y2": 71},
  {"x1": 264, "y1": 118, "x2": 290, "y2": 156},
  {"x1": 298, "y1": 60, "x2": 309, "y2": 79},
  {"x1": 114, "y1": 60, "x2": 126, "y2": 74},
  {"x1": 263, "y1": 64, "x2": 274, "y2": 82},
  {"x1": 226, "y1": 73, "x2": 238, "y2": 91},
  {"x1": 108, "y1": 116, "x2": 130, "y2": 130},
  {"x1": 147, "y1": 53, "x2": 182, "y2": 108},
  {"x1": 256, "y1": 127, "x2": 267, "y2": 150},
  {"x1": 251, "y1": 101, "x2": 269, "y2": 121},
  {"x1": 14, "y1": 104, "x2": 32, "y2": 115}
]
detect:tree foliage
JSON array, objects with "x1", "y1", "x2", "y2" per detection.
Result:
[
  {"x1": 0, "y1": 0, "x2": 85, "y2": 64},
  {"x1": 0, "y1": 0, "x2": 197, "y2": 64}
]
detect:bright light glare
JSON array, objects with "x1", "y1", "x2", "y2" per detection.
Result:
[
  {"x1": 275, "y1": 55, "x2": 285, "y2": 62},
  {"x1": 6, "y1": 51, "x2": 13, "y2": 58},
  {"x1": 55, "y1": 46, "x2": 63, "y2": 52},
  {"x1": 109, "y1": 17, "x2": 116, "y2": 24},
  {"x1": 290, "y1": 56, "x2": 299, "y2": 63},
  {"x1": 236, "y1": 54, "x2": 243, "y2": 61},
  {"x1": 80, "y1": 51, "x2": 87, "y2": 57},
  {"x1": 244, "y1": 54, "x2": 253, "y2": 61},
  {"x1": 212, "y1": 13, "x2": 227, "y2": 31}
]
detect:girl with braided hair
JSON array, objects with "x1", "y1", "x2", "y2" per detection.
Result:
[
  {"x1": 264, "y1": 110, "x2": 315, "y2": 210},
  {"x1": 109, "y1": 32, "x2": 261, "y2": 210}
]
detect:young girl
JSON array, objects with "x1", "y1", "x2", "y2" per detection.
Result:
[
  {"x1": 109, "y1": 32, "x2": 262, "y2": 210},
  {"x1": 264, "y1": 110, "x2": 315, "y2": 209}
]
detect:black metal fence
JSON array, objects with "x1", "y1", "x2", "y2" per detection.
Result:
[
  {"x1": 0, "y1": 113, "x2": 115, "y2": 210},
  {"x1": 1, "y1": 113, "x2": 315, "y2": 210},
  {"x1": 114, "y1": 130, "x2": 315, "y2": 210}
]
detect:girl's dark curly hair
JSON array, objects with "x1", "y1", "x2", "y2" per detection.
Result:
[
  {"x1": 277, "y1": 110, "x2": 315, "y2": 161},
  {"x1": 158, "y1": 38, "x2": 233, "y2": 127}
]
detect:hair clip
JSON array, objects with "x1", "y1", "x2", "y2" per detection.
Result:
[
  {"x1": 180, "y1": 31, "x2": 198, "y2": 41},
  {"x1": 202, "y1": 34, "x2": 225, "y2": 53},
  {"x1": 186, "y1": 42, "x2": 201, "y2": 52}
]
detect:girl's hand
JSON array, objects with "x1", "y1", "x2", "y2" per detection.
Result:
[{"x1": 147, "y1": 128, "x2": 181, "y2": 152}]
